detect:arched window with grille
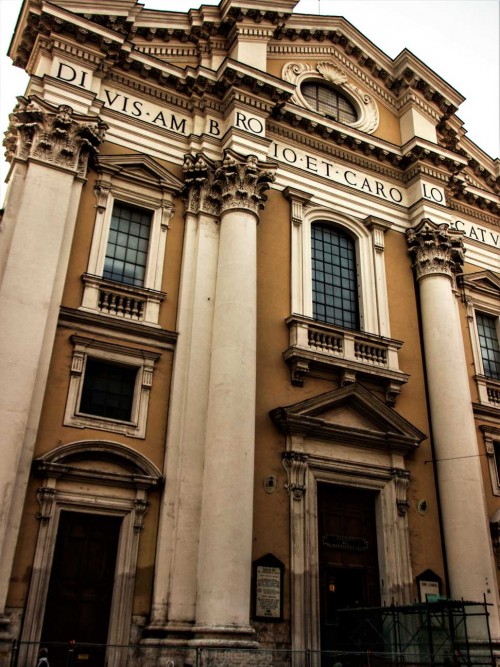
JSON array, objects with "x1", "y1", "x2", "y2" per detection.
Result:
[{"x1": 311, "y1": 223, "x2": 359, "y2": 330}]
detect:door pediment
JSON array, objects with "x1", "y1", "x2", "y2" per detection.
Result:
[{"x1": 270, "y1": 383, "x2": 426, "y2": 455}]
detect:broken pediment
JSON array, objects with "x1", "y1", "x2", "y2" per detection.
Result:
[{"x1": 270, "y1": 382, "x2": 426, "y2": 456}]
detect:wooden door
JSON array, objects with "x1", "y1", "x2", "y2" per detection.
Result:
[
  {"x1": 318, "y1": 483, "x2": 381, "y2": 659},
  {"x1": 40, "y1": 511, "x2": 121, "y2": 667}
]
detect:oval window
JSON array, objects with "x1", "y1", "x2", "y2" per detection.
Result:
[{"x1": 302, "y1": 82, "x2": 357, "y2": 124}]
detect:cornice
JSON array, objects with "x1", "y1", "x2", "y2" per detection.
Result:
[
  {"x1": 393, "y1": 49, "x2": 464, "y2": 108},
  {"x1": 448, "y1": 199, "x2": 500, "y2": 227},
  {"x1": 58, "y1": 306, "x2": 178, "y2": 348},
  {"x1": 10, "y1": 3, "x2": 125, "y2": 70},
  {"x1": 11, "y1": 2, "x2": 467, "y2": 123}
]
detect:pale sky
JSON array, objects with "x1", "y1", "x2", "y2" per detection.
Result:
[{"x1": 0, "y1": 0, "x2": 498, "y2": 202}]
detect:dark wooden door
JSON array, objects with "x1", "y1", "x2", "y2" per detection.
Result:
[
  {"x1": 318, "y1": 484, "x2": 381, "y2": 660},
  {"x1": 40, "y1": 511, "x2": 121, "y2": 667}
]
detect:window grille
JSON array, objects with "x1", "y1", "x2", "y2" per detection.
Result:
[
  {"x1": 312, "y1": 224, "x2": 359, "y2": 330},
  {"x1": 477, "y1": 313, "x2": 500, "y2": 380},
  {"x1": 80, "y1": 358, "x2": 137, "y2": 422},
  {"x1": 302, "y1": 82, "x2": 357, "y2": 123},
  {"x1": 103, "y1": 202, "x2": 151, "y2": 287}
]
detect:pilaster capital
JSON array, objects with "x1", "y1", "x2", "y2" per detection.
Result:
[
  {"x1": 182, "y1": 150, "x2": 276, "y2": 218},
  {"x1": 283, "y1": 186, "x2": 313, "y2": 226},
  {"x1": 3, "y1": 96, "x2": 107, "y2": 178},
  {"x1": 406, "y1": 218, "x2": 465, "y2": 281},
  {"x1": 213, "y1": 149, "x2": 276, "y2": 216},
  {"x1": 182, "y1": 153, "x2": 220, "y2": 216}
]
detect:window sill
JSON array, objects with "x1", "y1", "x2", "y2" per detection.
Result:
[
  {"x1": 64, "y1": 413, "x2": 145, "y2": 438},
  {"x1": 284, "y1": 314, "x2": 409, "y2": 405}
]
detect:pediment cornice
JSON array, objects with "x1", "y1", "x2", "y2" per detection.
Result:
[
  {"x1": 270, "y1": 383, "x2": 425, "y2": 455},
  {"x1": 459, "y1": 270, "x2": 500, "y2": 297},
  {"x1": 94, "y1": 153, "x2": 183, "y2": 192}
]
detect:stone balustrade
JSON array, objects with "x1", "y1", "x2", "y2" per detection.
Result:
[
  {"x1": 81, "y1": 274, "x2": 165, "y2": 326},
  {"x1": 284, "y1": 314, "x2": 408, "y2": 404}
]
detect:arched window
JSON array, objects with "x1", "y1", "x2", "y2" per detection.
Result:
[
  {"x1": 302, "y1": 82, "x2": 357, "y2": 124},
  {"x1": 311, "y1": 223, "x2": 359, "y2": 330}
]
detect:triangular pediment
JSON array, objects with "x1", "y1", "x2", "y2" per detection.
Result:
[
  {"x1": 270, "y1": 383, "x2": 426, "y2": 455},
  {"x1": 461, "y1": 270, "x2": 500, "y2": 298},
  {"x1": 96, "y1": 154, "x2": 183, "y2": 192}
]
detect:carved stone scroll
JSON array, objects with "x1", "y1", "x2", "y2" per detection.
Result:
[
  {"x1": 282, "y1": 60, "x2": 379, "y2": 134},
  {"x1": 282, "y1": 451, "x2": 309, "y2": 500},
  {"x1": 392, "y1": 469, "x2": 410, "y2": 517}
]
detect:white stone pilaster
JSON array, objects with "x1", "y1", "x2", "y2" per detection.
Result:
[
  {"x1": 407, "y1": 219, "x2": 500, "y2": 639},
  {"x1": 150, "y1": 155, "x2": 220, "y2": 631},
  {"x1": 0, "y1": 97, "x2": 105, "y2": 618}
]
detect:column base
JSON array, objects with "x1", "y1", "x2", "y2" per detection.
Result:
[{"x1": 191, "y1": 624, "x2": 257, "y2": 647}]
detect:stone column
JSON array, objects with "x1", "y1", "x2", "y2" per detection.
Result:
[
  {"x1": 194, "y1": 151, "x2": 275, "y2": 641},
  {"x1": 149, "y1": 155, "x2": 220, "y2": 633},
  {"x1": 407, "y1": 219, "x2": 500, "y2": 638},
  {"x1": 0, "y1": 97, "x2": 106, "y2": 621}
]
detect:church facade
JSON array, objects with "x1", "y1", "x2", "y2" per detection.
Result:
[{"x1": 0, "y1": 0, "x2": 499, "y2": 665}]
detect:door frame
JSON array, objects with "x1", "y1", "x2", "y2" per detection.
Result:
[
  {"x1": 284, "y1": 452, "x2": 414, "y2": 667},
  {"x1": 19, "y1": 440, "x2": 161, "y2": 667}
]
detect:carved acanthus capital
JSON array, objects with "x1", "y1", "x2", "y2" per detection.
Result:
[
  {"x1": 182, "y1": 153, "x2": 220, "y2": 216},
  {"x1": 213, "y1": 149, "x2": 276, "y2": 216},
  {"x1": 282, "y1": 451, "x2": 309, "y2": 500},
  {"x1": 3, "y1": 96, "x2": 107, "y2": 177},
  {"x1": 406, "y1": 218, "x2": 465, "y2": 281}
]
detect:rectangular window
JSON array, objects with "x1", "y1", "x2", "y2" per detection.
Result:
[
  {"x1": 103, "y1": 202, "x2": 152, "y2": 287},
  {"x1": 79, "y1": 358, "x2": 137, "y2": 422},
  {"x1": 476, "y1": 313, "x2": 500, "y2": 380}
]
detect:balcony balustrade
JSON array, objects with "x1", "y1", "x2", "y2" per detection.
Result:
[
  {"x1": 80, "y1": 274, "x2": 165, "y2": 326},
  {"x1": 284, "y1": 315, "x2": 409, "y2": 405}
]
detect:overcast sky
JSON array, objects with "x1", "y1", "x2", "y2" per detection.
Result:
[{"x1": 0, "y1": 0, "x2": 498, "y2": 202}]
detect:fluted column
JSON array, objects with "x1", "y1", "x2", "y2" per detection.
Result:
[
  {"x1": 0, "y1": 97, "x2": 106, "y2": 618},
  {"x1": 194, "y1": 151, "x2": 275, "y2": 640},
  {"x1": 407, "y1": 219, "x2": 500, "y2": 638}
]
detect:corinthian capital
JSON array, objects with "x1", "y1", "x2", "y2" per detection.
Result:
[
  {"x1": 406, "y1": 218, "x2": 465, "y2": 281},
  {"x1": 213, "y1": 149, "x2": 276, "y2": 216},
  {"x1": 3, "y1": 96, "x2": 107, "y2": 177},
  {"x1": 182, "y1": 153, "x2": 219, "y2": 216}
]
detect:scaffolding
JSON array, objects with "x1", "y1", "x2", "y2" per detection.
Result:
[{"x1": 327, "y1": 598, "x2": 494, "y2": 666}]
